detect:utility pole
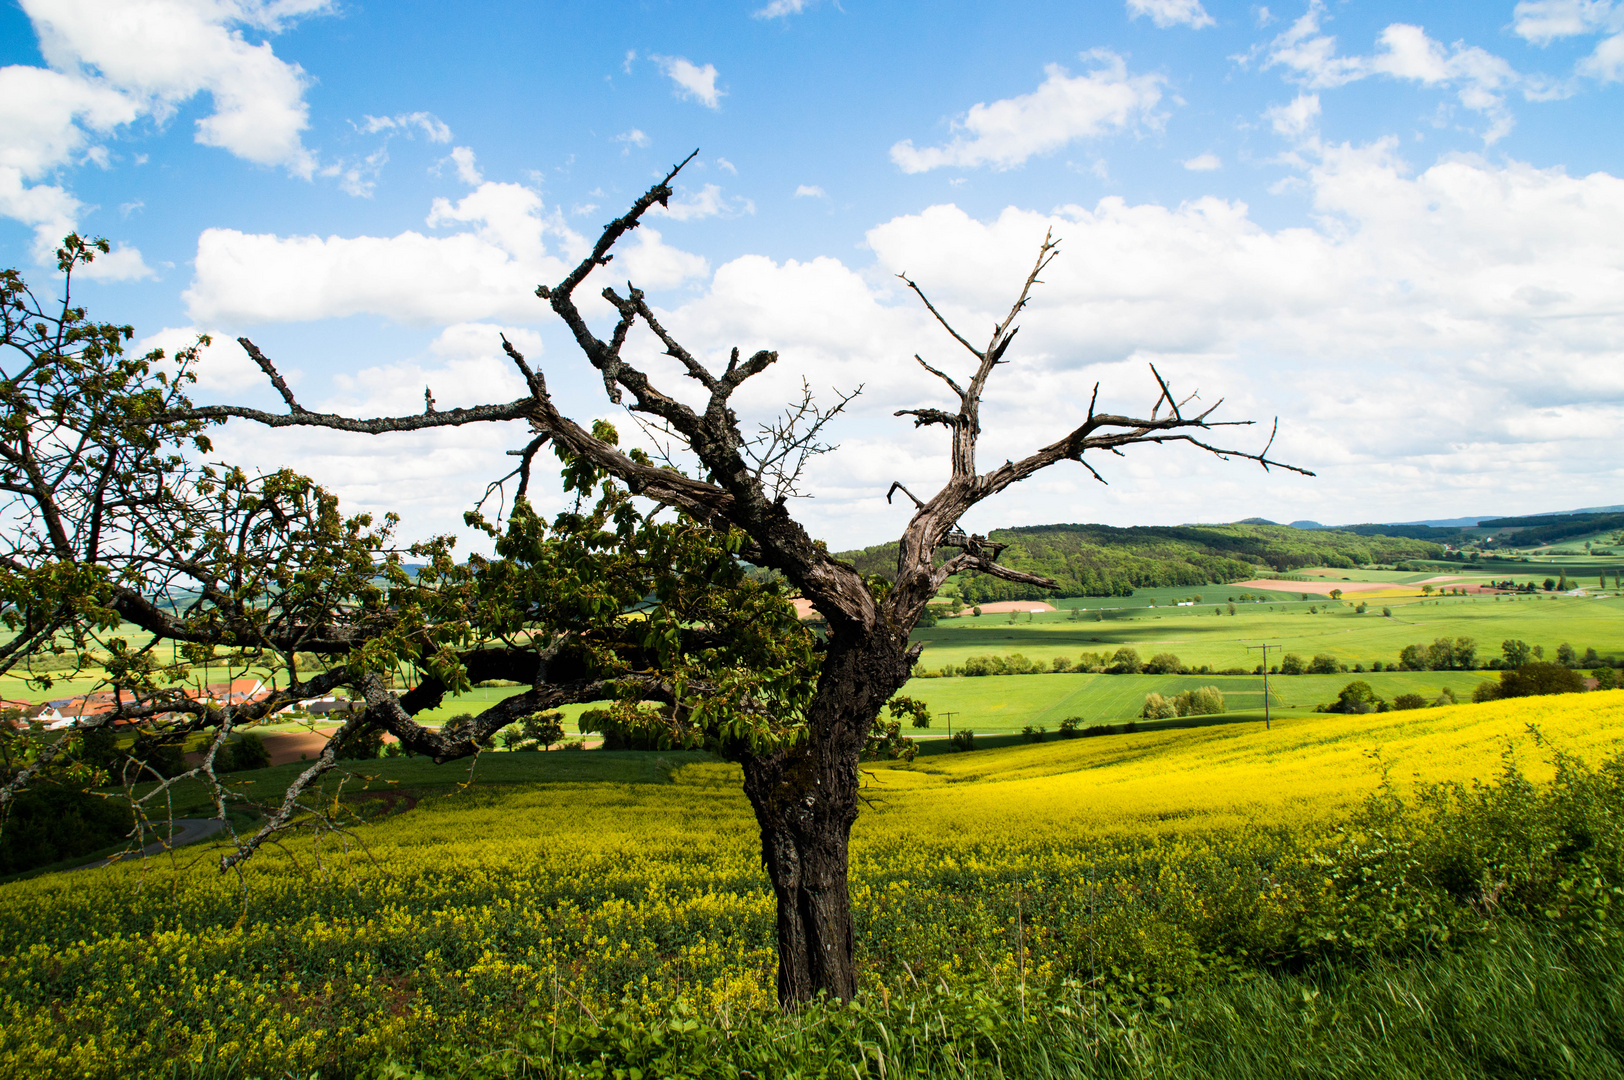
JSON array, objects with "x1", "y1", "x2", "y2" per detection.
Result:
[
  {"x1": 941, "y1": 712, "x2": 958, "y2": 740},
  {"x1": 1243, "y1": 644, "x2": 1279, "y2": 730}
]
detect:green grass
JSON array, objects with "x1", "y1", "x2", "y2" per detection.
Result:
[{"x1": 900, "y1": 670, "x2": 1494, "y2": 733}]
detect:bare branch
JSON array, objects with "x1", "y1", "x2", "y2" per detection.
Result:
[
  {"x1": 237, "y1": 338, "x2": 307, "y2": 415},
  {"x1": 895, "y1": 274, "x2": 983, "y2": 360}
]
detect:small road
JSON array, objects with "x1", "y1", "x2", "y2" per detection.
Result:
[{"x1": 73, "y1": 817, "x2": 229, "y2": 871}]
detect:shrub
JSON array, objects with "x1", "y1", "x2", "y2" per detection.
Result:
[
  {"x1": 220, "y1": 732, "x2": 270, "y2": 772},
  {"x1": 521, "y1": 711, "x2": 567, "y2": 750},
  {"x1": 127, "y1": 735, "x2": 188, "y2": 778},
  {"x1": 1141, "y1": 693, "x2": 1178, "y2": 720},
  {"x1": 1331, "y1": 681, "x2": 1380, "y2": 714},
  {"x1": 1595, "y1": 668, "x2": 1620, "y2": 691},
  {"x1": 1392, "y1": 693, "x2": 1426, "y2": 711},
  {"x1": 949, "y1": 729, "x2": 976, "y2": 751},
  {"x1": 1307, "y1": 653, "x2": 1339, "y2": 675},
  {"x1": 1057, "y1": 717, "x2": 1079, "y2": 738},
  {"x1": 1173, "y1": 686, "x2": 1225, "y2": 717},
  {"x1": 1496, "y1": 661, "x2": 1586, "y2": 699},
  {"x1": 1398, "y1": 644, "x2": 1427, "y2": 671},
  {"x1": 1144, "y1": 652, "x2": 1184, "y2": 675},
  {"x1": 1279, "y1": 653, "x2": 1305, "y2": 675},
  {"x1": 1051, "y1": 656, "x2": 1073, "y2": 673},
  {"x1": 1109, "y1": 647, "x2": 1142, "y2": 674},
  {"x1": 0, "y1": 785, "x2": 134, "y2": 875}
]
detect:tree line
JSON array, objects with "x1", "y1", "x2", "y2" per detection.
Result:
[{"x1": 837, "y1": 523, "x2": 1442, "y2": 601}]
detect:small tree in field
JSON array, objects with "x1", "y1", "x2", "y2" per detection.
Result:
[{"x1": 1, "y1": 160, "x2": 1307, "y2": 1008}]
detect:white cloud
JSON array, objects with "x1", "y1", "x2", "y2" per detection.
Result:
[
  {"x1": 651, "y1": 55, "x2": 724, "y2": 109},
  {"x1": 1, "y1": 0, "x2": 329, "y2": 265},
  {"x1": 794, "y1": 184, "x2": 828, "y2": 198},
  {"x1": 753, "y1": 0, "x2": 815, "y2": 18},
  {"x1": 1583, "y1": 29, "x2": 1624, "y2": 79},
  {"x1": 615, "y1": 129, "x2": 651, "y2": 153},
  {"x1": 889, "y1": 52, "x2": 1166, "y2": 173},
  {"x1": 1127, "y1": 0, "x2": 1215, "y2": 30},
  {"x1": 1513, "y1": 1, "x2": 1620, "y2": 45},
  {"x1": 23, "y1": 0, "x2": 321, "y2": 175},
  {"x1": 650, "y1": 183, "x2": 754, "y2": 221},
  {"x1": 448, "y1": 146, "x2": 483, "y2": 186},
  {"x1": 1266, "y1": 93, "x2": 1321, "y2": 140},
  {"x1": 138, "y1": 325, "x2": 272, "y2": 392},
  {"x1": 716, "y1": 157, "x2": 738, "y2": 175},
  {"x1": 360, "y1": 112, "x2": 452, "y2": 142},
  {"x1": 1257, "y1": 4, "x2": 1533, "y2": 144},
  {"x1": 183, "y1": 180, "x2": 712, "y2": 326},
  {"x1": 1182, "y1": 153, "x2": 1222, "y2": 171}
]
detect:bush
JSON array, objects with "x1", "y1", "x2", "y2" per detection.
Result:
[
  {"x1": 1141, "y1": 693, "x2": 1178, "y2": 720},
  {"x1": 1279, "y1": 653, "x2": 1305, "y2": 675},
  {"x1": 1595, "y1": 668, "x2": 1619, "y2": 691},
  {"x1": 1109, "y1": 647, "x2": 1142, "y2": 674},
  {"x1": 220, "y1": 732, "x2": 270, "y2": 772},
  {"x1": 1173, "y1": 686, "x2": 1225, "y2": 717},
  {"x1": 1496, "y1": 661, "x2": 1586, "y2": 699},
  {"x1": 949, "y1": 729, "x2": 976, "y2": 751},
  {"x1": 1392, "y1": 693, "x2": 1426, "y2": 711},
  {"x1": 1051, "y1": 655, "x2": 1073, "y2": 673},
  {"x1": 1058, "y1": 717, "x2": 1079, "y2": 738},
  {"x1": 521, "y1": 711, "x2": 567, "y2": 749},
  {"x1": 127, "y1": 735, "x2": 188, "y2": 779},
  {"x1": 0, "y1": 785, "x2": 134, "y2": 875},
  {"x1": 1144, "y1": 652, "x2": 1184, "y2": 675},
  {"x1": 1307, "y1": 653, "x2": 1339, "y2": 675},
  {"x1": 1331, "y1": 680, "x2": 1380, "y2": 714}
]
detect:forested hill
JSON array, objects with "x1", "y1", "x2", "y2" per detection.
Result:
[{"x1": 835, "y1": 523, "x2": 1443, "y2": 602}]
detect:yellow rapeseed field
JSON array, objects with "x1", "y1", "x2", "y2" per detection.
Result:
[{"x1": 1, "y1": 691, "x2": 1620, "y2": 1078}]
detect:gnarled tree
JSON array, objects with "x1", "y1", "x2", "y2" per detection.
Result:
[{"x1": 177, "y1": 155, "x2": 1309, "y2": 1005}]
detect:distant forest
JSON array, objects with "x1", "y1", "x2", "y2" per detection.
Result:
[{"x1": 835, "y1": 523, "x2": 1444, "y2": 602}]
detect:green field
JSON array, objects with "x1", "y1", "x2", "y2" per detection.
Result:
[{"x1": 915, "y1": 592, "x2": 1624, "y2": 674}]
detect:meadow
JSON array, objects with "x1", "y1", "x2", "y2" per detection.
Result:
[{"x1": 3, "y1": 691, "x2": 1624, "y2": 1077}]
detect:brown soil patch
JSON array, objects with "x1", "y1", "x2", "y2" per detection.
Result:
[
  {"x1": 964, "y1": 600, "x2": 1058, "y2": 613},
  {"x1": 1232, "y1": 578, "x2": 1419, "y2": 597}
]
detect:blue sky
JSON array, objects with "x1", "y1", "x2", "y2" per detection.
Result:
[{"x1": 3, "y1": 0, "x2": 1622, "y2": 549}]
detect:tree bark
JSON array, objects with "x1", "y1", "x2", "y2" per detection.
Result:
[{"x1": 740, "y1": 631, "x2": 913, "y2": 1007}]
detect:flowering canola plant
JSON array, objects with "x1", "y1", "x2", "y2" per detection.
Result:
[{"x1": 1, "y1": 692, "x2": 1621, "y2": 1078}]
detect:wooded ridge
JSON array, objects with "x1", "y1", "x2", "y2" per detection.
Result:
[{"x1": 836, "y1": 522, "x2": 1444, "y2": 600}]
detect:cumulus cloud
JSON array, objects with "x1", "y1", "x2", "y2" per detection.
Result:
[
  {"x1": 1182, "y1": 153, "x2": 1222, "y2": 171},
  {"x1": 1254, "y1": 2, "x2": 1537, "y2": 144},
  {"x1": 794, "y1": 184, "x2": 828, "y2": 198},
  {"x1": 651, "y1": 55, "x2": 724, "y2": 109},
  {"x1": 889, "y1": 52, "x2": 1166, "y2": 173},
  {"x1": 1127, "y1": 0, "x2": 1215, "y2": 29},
  {"x1": 1513, "y1": 1, "x2": 1620, "y2": 45},
  {"x1": 183, "y1": 180, "x2": 712, "y2": 327},
  {"x1": 0, "y1": 0, "x2": 330, "y2": 265},
  {"x1": 1515, "y1": 1, "x2": 1624, "y2": 81}
]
